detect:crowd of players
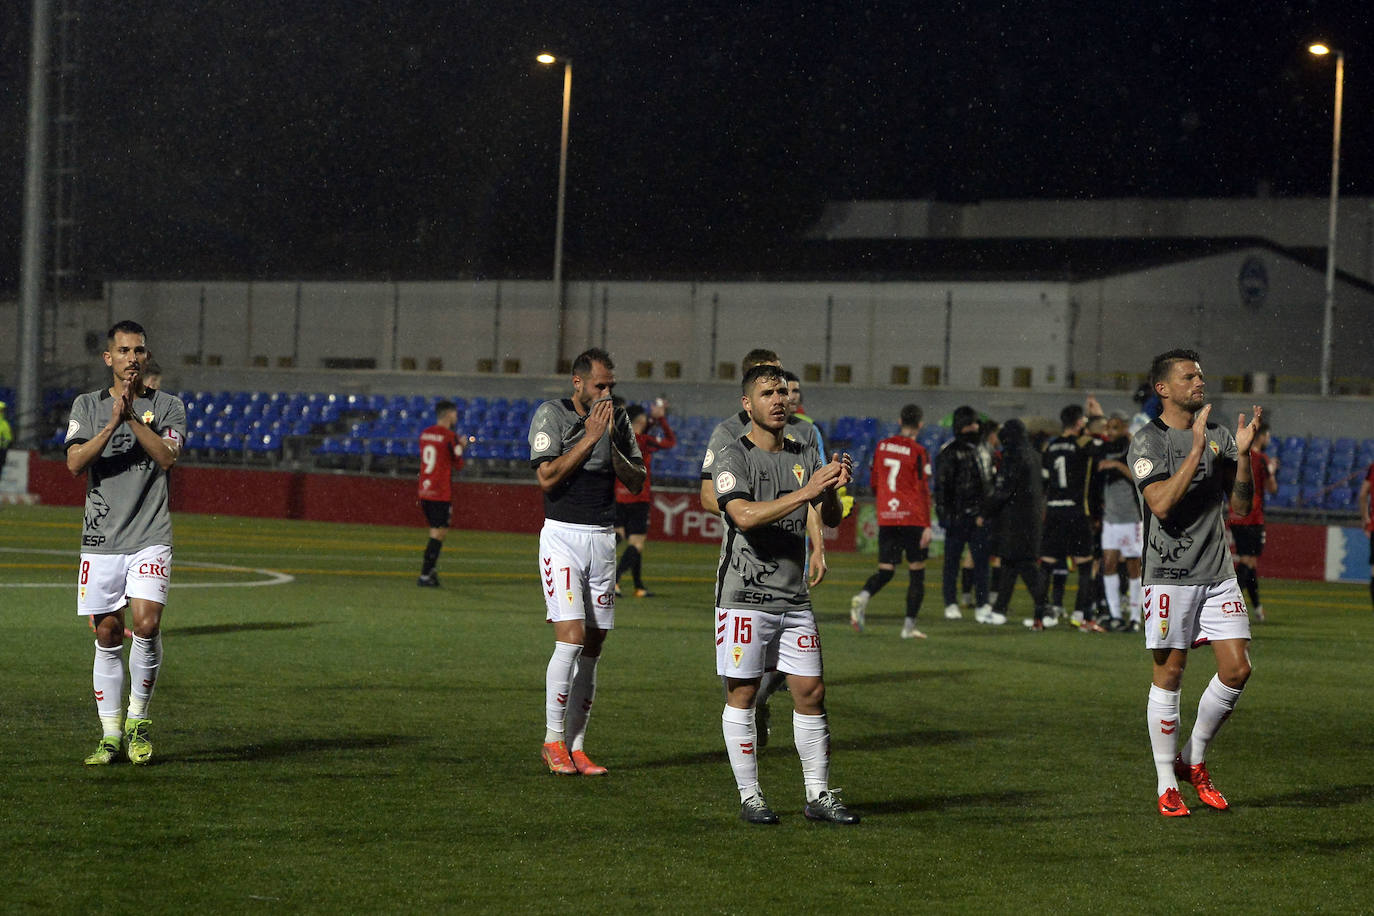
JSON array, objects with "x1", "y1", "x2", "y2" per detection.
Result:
[
  {"x1": 62, "y1": 320, "x2": 1374, "y2": 828},
  {"x1": 852, "y1": 394, "x2": 1281, "y2": 636}
]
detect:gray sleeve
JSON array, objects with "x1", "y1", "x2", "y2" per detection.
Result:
[
  {"x1": 613, "y1": 408, "x2": 642, "y2": 461},
  {"x1": 528, "y1": 401, "x2": 566, "y2": 464},
  {"x1": 701, "y1": 421, "x2": 733, "y2": 478},
  {"x1": 712, "y1": 441, "x2": 752, "y2": 507},
  {"x1": 158, "y1": 395, "x2": 188, "y2": 448},
  {"x1": 65, "y1": 393, "x2": 97, "y2": 447},
  {"x1": 1128, "y1": 428, "x2": 1170, "y2": 492}
]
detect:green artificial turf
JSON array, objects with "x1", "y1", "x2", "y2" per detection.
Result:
[{"x1": 3, "y1": 505, "x2": 1372, "y2": 914}]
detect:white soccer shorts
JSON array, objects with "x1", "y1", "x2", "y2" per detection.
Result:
[
  {"x1": 715, "y1": 606, "x2": 824, "y2": 679},
  {"x1": 1101, "y1": 520, "x2": 1143, "y2": 558},
  {"x1": 1142, "y1": 579, "x2": 1251, "y2": 651},
  {"x1": 539, "y1": 519, "x2": 616, "y2": 629},
  {"x1": 77, "y1": 545, "x2": 173, "y2": 615}
]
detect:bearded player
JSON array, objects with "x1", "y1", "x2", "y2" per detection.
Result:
[
  {"x1": 1128, "y1": 348, "x2": 1261, "y2": 817},
  {"x1": 529, "y1": 348, "x2": 644, "y2": 776},
  {"x1": 66, "y1": 320, "x2": 186, "y2": 766}
]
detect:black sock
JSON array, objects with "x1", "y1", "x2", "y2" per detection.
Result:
[
  {"x1": 1075, "y1": 563, "x2": 1095, "y2": 614},
  {"x1": 631, "y1": 547, "x2": 644, "y2": 589},
  {"x1": 906, "y1": 569, "x2": 925, "y2": 619},
  {"x1": 617, "y1": 545, "x2": 639, "y2": 583},
  {"x1": 1368, "y1": 577, "x2": 1373, "y2": 609},
  {"x1": 1041, "y1": 561, "x2": 1063, "y2": 606},
  {"x1": 863, "y1": 568, "x2": 894, "y2": 596},
  {"x1": 960, "y1": 567, "x2": 973, "y2": 595},
  {"x1": 421, "y1": 538, "x2": 442, "y2": 575},
  {"x1": 1237, "y1": 564, "x2": 1260, "y2": 606}
]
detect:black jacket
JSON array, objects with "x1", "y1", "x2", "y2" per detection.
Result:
[
  {"x1": 936, "y1": 432, "x2": 990, "y2": 523},
  {"x1": 983, "y1": 420, "x2": 1044, "y2": 560}
]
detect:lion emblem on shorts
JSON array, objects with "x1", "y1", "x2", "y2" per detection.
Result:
[{"x1": 732, "y1": 545, "x2": 777, "y2": 587}]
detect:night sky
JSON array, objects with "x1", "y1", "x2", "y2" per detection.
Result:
[{"x1": 1, "y1": 1, "x2": 1369, "y2": 290}]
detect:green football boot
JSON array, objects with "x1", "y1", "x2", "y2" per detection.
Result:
[
  {"x1": 83, "y1": 736, "x2": 122, "y2": 766},
  {"x1": 124, "y1": 718, "x2": 153, "y2": 766}
]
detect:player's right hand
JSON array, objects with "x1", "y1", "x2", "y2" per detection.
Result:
[
  {"x1": 1191, "y1": 403, "x2": 1212, "y2": 451},
  {"x1": 584, "y1": 398, "x2": 613, "y2": 440}
]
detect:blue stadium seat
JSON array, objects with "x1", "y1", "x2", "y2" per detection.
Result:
[
  {"x1": 245, "y1": 433, "x2": 280, "y2": 455},
  {"x1": 1325, "y1": 487, "x2": 1355, "y2": 512},
  {"x1": 1298, "y1": 486, "x2": 1325, "y2": 508},
  {"x1": 1269, "y1": 483, "x2": 1297, "y2": 509}
]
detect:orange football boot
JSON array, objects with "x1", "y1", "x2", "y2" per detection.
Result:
[
  {"x1": 1174, "y1": 755, "x2": 1229, "y2": 810},
  {"x1": 541, "y1": 740, "x2": 577, "y2": 775},
  {"x1": 571, "y1": 749, "x2": 607, "y2": 776},
  {"x1": 1157, "y1": 787, "x2": 1190, "y2": 817}
]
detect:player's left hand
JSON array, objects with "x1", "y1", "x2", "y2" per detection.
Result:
[
  {"x1": 832, "y1": 452, "x2": 853, "y2": 490},
  {"x1": 1235, "y1": 405, "x2": 1263, "y2": 454},
  {"x1": 808, "y1": 542, "x2": 828, "y2": 587}
]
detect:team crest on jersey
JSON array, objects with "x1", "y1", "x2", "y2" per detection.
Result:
[
  {"x1": 1159, "y1": 615, "x2": 1169, "y2": 639},
  {"x1": 731, "y1": 645, "x2": 743, "y2": 667},
  {"x1": 715, "y1": 471, "x2": 736, "y2": 493},
  {"x1": 792, "y1": 464, "x2": 805, "y2": 486},
  {"x1": 1133, "y1": 457, "x2": 1154, "y2": 478},
  {"x1": 1209, "y1": 440, "x2": 1219, "y2": 455},
  {"x1": 533, "y1": 431, "x2": 551, "y2": 452},
  {"x1": 141, "y1": 410, "x2": 155, "y2": 425}
]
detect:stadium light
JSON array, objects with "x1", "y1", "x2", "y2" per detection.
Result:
[
  {"x1": 537, "y1": 51, "x2": 573, "y2": 371},
  {"x1": 1308, "y1": 42, "x2": 1344, "y2": 396}
]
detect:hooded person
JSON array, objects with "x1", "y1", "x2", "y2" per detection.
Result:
[{"x1": 983, "y1": 418, "x2": 1052, "y2": 629}]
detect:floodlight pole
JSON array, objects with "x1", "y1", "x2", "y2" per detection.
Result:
[{"x1": 1317, "y1": 49, "x2": 1344, "y2": 397}]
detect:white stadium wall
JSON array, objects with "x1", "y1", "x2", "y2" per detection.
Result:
[
  {"x1": 1070, "y1": 247, "x2": 1374, "y2": 392},
  {"x1": 80, "y1": 278, "x2": 1074, "y2": 389}
]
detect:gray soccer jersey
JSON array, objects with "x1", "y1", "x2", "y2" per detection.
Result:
[
  {"x1": 711, "y1": 436, "x2": 819, "y2": 611},
  {"x1": 701, "y1": 411, "x2": 821, "y2": 480},
  {"x1": 528, "y1": 398, "x2": 641, "y2": 526},
  {"x1": 65, "y1": 388, "x2": 187, "y2": 554},
  {"x1": 1099, "y1": 437, "x2": 1140, "y2": 524},
  {"x1": 1127, "y1": 418, "x2": 1237, "y2": 585}
]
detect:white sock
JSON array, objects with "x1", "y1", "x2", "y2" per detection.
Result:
[
  {"x1": 1184, "y1": 675, "x2": 1243, "y2": 766},
  {"x1": 1104, "y1": 573, "x2": 1122, "y2": 619},
  {"x1": 722, "y1": 705, "x2": 760, "y2": 801},
  {"x1": 93, "y1": 642, "x2": 126, "y2": 738},
  {"x1": 126, "y1": 633, "x2": 162, "y2": 720},
  {"x1": 793, "y1": 711, "x2": 831, "y2": 802},
  {"x1": 1147, "y1": 684, "x2": 1182, "y2": 795},
  {"x1": 565, "y1": 654, "x2": 599, "y2": 753},
  {"x1": 1127, "y1": 577, "x2": 1143, "y2": 622},
  {"x1": 544, "y1": 641, "x2": 581, "y2": 743}
]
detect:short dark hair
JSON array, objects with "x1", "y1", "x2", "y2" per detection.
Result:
[
  {"x1": 952, "y1": 405, "x2": 978, "y2": 431},
  {"x1": 1060, "y1": 404, "x2": 1085, "y2": 429},
  {"x1": 143, "y1": 355, "x2": 162, "y2": 376},
  {"x1": 1149, "y1": 348, "x2": 1201, "y2": 388},
  {"x1": 625, "y1": 404, "x2": 646, "y2": 423},
  {"x1": 900, "y1": 404, "x2": 923, "y2": 428},
  {"x1": 1257, "y1": 421, "x2": 1270, "y2": 435},
  {"x1": 572, "y1": 348, "x2": 613, "y2": 376},
  {"x1": 435, "y1": 400, "x2": 457, "y2": 416},
  {"x1": 741, "y1": 349, "x2": 779, "y2": 373},
  {"x1": 742, "y1": 363, "x2": 785, "y2": 394},
  {"x1": 781, "y1": 369, "x2": 800, "y2": 384},
  {"x1": 107, "y1": 319, "x2": 145, "y2": 343}
]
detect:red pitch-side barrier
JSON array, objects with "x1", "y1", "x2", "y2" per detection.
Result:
[{"x1": 27, "y1": 456, "x2": 856, "y2": 549}]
